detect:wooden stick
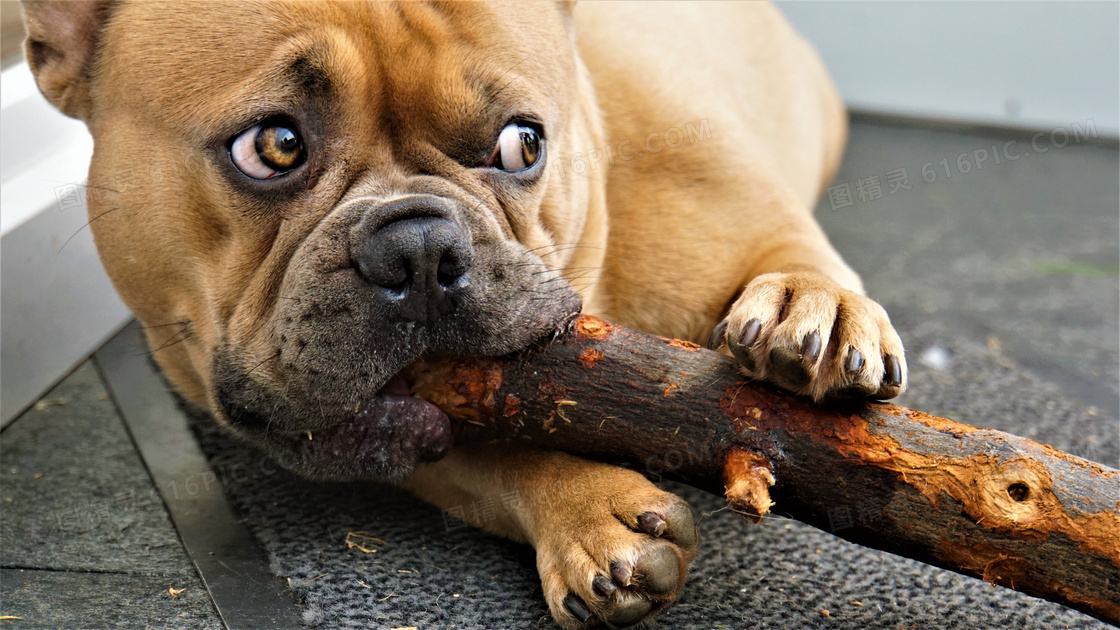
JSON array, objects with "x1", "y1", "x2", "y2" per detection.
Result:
[{"x1": 409, "y1": 315, "x2": 1120, "y2": 624}]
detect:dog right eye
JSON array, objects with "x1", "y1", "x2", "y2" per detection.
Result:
[{"x1": 229, "y1": 122, "x2": 306, "y2": 179}]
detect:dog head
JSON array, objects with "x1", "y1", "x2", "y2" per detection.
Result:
[{"x1": 24, "y1": 0, "x2": 603, "y2": 481}]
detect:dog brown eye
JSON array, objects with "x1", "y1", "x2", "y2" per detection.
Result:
[
  {"x1": 230, "y1": 122, "x2": 306, "y2": 179},
  {"x1": 490, "y1": 123, "x2": 543, "y2": 171},
  {"x1": 256, "y1": 126, "x2": 303, "y2": 170},
  {"x1": 519, "y1": 129, "x2": 540, "y2": 167}
]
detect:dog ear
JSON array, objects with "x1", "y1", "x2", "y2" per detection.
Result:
[{"x1": 21, "y1": 0, "x2": 114, "y2": 121}]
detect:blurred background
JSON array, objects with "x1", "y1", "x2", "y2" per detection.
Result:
[{"x1": 780, "y1": 1, "x2": 1118, "y2": 134}]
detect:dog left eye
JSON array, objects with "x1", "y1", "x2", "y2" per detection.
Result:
[
  {"x1": 230, "y1": 122, "x2": 306, "y2": 179},
  {"x1": 489, "y1": 123, "x2": 542, "y2": 171}
]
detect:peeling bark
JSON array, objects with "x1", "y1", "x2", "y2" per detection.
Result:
[{"x1": 409, "y1": 315, "x2": 1120, "y2": 624}]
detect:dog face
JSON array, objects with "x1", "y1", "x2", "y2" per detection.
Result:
[{"x1": 26, "y1": 0, "x2": 596, "y2": 481}]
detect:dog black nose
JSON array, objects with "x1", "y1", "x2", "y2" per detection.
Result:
[{"x1": 355, "y1": 215, "x2": 473, "y2": 324}]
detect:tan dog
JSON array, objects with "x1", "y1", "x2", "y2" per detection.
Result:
[{"x1": 24, "y1": 1, "x2": 906, "y2": 627}]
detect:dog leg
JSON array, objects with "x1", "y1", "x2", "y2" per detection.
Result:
[{"x1": 404, "y1": 445, "x2": 698, "y2": 628}]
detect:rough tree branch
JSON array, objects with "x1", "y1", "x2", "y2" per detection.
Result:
[{"x1": 409, "y1": 315, "x2": 1120, "y2": 624}]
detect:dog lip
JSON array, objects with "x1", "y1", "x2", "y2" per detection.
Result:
[
  {"x1": 353, "y1": 392, "x2": 453, "y2": 462},
  {"x1": 264, "y1": 386, "x2": 452, "y2": 470}
]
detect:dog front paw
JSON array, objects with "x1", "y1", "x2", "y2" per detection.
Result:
[
  {"x1": 709, "y1": 271, "x2": 906, "y2": 401},
  {"x1": 533, "y1": 467, "x2": 698, "y2": 628}
]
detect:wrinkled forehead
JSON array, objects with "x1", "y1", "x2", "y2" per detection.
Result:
[{"x1": 97, "y1": 0, "x2": 573, "y2": 138}]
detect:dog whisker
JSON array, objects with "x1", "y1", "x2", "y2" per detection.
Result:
[
  {"x1": 141, "y1": 319, "x2": 192, "y2": 330},
  {"x1": 57, "y1": 206, "x2": 120, "y2": 256},
  {"x1": 524, "y1": 242, "x2": 601, "y2": 258},
  {"x1": 147, "y1": 332, "x2": 193, "y2": 355},
  {"x1": 242, "y1": 350, "x2": 282, "y2": 378}
]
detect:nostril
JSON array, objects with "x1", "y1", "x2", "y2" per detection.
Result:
[
  {"x1": 358, "y1": 255, "x2": 409, "y2": 294},
  {"x1": 436, "y1": 269, "x2": 457, "y2": 290},
  {"x1": 380, "y1": 258, "x2": 411, "y2": 291},
  {"x1": 436, "y1": 253, "x2": 469, "y2": 290}
]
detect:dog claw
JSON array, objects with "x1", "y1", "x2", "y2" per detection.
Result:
[
  {"x1": 885, "y1": 355, "x2": 902, "y2": 386},
  {"x1": 729, "y1": 318, "x2": 762, "y2": 372},
  {"x1": 636, "y1": 511, "x2": 667, "y2": 537},
  {"x1": 592, "y1": 574, "x2": 617, "y2": 597},
  {"x1": 800, "y1": 330, "x2": 821, "y2": 363},
  {"x1": 845, "y1": 347, "x2": 864, "y2": 373},
  {"x1": 707, "y1": 319, "x2": 729, "y2": 350},
  {"x1": 564, "y1": 593, "x2": 591, "y2": 623},
  {"x1": 738, "y1": 318, "x2": 762, "y2": 347},
  {"x1": 610, "y1": 559, "x2": 633, "y2": 586}
]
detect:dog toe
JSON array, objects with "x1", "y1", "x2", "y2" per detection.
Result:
[
  {"x1": 603, "y1": 595, "x2": 653, "y2": 627},
  {"x1": 633, "y1": 544, "x2": 682, "y2": 595},
  {"x1": 768, "y1": 344, "x2": 814, "y2": 390}
]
